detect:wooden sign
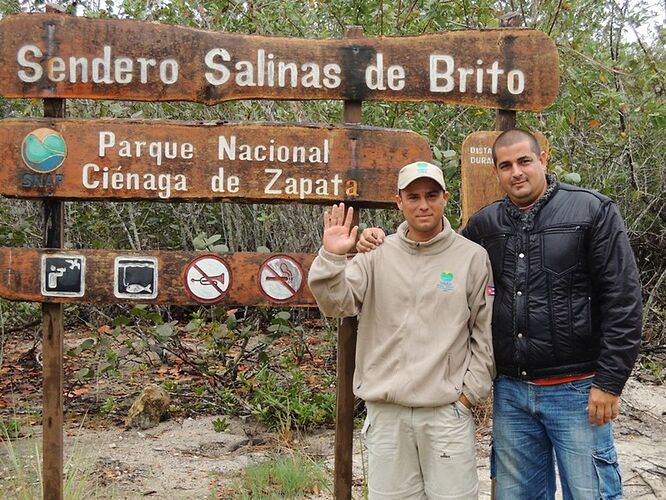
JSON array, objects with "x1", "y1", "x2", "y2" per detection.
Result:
[
  {"x1": 0, "y1": 119, "x2": 431, "y2": 207},
  {"x1": 0, "y1": 247, "x2": 318, "y2": 306},
  {"x1": 0, "y1": 13, "x2": 559, "y2": 111},
  {"x1": 460, "y1": 130, "x2": 549, "y2": 224}
]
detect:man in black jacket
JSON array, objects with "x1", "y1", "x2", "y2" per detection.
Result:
[{"x1": 357, "y1": 129, "x2": 642, "y2": 499}]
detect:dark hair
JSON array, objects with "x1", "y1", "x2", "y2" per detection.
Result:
[{"x1": 491, "y1": 129, "x2": 541, "y2": 165}]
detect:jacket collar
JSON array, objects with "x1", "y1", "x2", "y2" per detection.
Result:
[
  {"x1": 396, "y1": 217, "x2": 457, "y2": 254},
  {"x1": 503, "y1": 174, "x2": 559, "y2": 230}
]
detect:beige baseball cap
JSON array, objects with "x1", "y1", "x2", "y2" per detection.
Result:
[{"x1": 397, "y1": 161, "x2": 446, "y2": 191}]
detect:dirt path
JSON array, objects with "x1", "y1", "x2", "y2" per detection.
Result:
[{"x1": 35, "y1": 377, "x2": 662, "y2": 499}]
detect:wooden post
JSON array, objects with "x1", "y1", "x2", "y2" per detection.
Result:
[
  {"x1": 334, "y1": 25, "x2": 363, "y2": 500},
  {"x1": 495, "y1": 12, "x2": 521, "y2": 131},
  {"x1": 42, "y1": 5, "x2": 66, "y2": 500}
]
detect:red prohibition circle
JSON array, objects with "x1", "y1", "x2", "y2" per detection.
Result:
[
  {"x1": 257, "y1": 254, "x2": 305, "y2": 304},
  {"x1": 183, "y1": 254, "x2": 232, "y2": 304}
]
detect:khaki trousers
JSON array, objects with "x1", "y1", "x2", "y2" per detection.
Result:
[{"x1": 362, "y1": 400, "x2": 478, "y2": 500}]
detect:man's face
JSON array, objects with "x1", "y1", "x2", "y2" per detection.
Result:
[
  {"x1": 494, "y1": 140, "x2": 548, "y2": 207},
  {"x1": 396, "y1": 177, "x2": 448, "y2": 241}
]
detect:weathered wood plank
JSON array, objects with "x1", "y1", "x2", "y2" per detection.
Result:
[
  {"x1": 41, "y1": 23, "x2": 66, "y2": 497},
  {"x1": 460, "y1": 130, "x2": 549, "y2": 224},
  {"x1": 0, "y1": 13, "x2": 559, "y2": 110},
  {"x1": 336, "y1": 26, "x2": 363, "y2": 500},
  {"x1": 0, "y1": 247, "x2": 319, "y2": 306},
  {"x1": 0, "y1": 119, "x2": 430, "y2": 207}
]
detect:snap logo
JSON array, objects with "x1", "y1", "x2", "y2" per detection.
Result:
[
  {"x1": 21, "y1": 128, "x2": 67, "y2": 173},
  {"x1": 437, "y1": 272, "x2": 454, "y2": 292}
]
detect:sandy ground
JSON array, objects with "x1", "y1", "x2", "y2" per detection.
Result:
[{"x1": 19, "y1": 376, "x2": 656, "y2": 499}]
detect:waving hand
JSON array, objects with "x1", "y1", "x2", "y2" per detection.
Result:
[{"x1": 323, "y1": 203, "x2": 358, "y2": 255}]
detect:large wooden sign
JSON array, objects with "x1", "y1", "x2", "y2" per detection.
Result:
[
  {"x1": 0, "y1": 14, "x2": 559, "y2": 111},
  {"x1": 0, "y1": 247, "x2": 317, "y2": 306},
  {"x1": 0, "y1": 119, "x2": 431, "y2": 207},
  {"x1": 460, "y1": 130, "x2": 549, "y2": 224}
]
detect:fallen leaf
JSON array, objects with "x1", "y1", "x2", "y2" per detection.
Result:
[{"x1": 71, "y1": 385, "x2": 92, "y2": 396}]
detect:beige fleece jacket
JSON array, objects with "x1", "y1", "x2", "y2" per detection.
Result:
[{"x1": 308, "y1": 218, "x2": 495, "y2": 407}]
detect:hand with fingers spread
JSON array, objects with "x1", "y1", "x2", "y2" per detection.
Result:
[
  {"x1": 323, "y1": 203, "x2": 358, "y2": 255},
  {"x1": 588, "y1": 387, "x2": 619, "y2": 426},
  {"x1": 356, "y1": 227, "x2": 386, "y2": 253}
]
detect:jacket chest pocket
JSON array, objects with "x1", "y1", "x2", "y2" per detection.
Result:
[{"x1": 540, "y1": 227, "x2": 584, "y2": 276}]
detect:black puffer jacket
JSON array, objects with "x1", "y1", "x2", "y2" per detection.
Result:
[{"x1": 463, "y1": 178, "x2": 642, "y2": 396}]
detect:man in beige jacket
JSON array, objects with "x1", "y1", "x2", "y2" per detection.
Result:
[{"x1": 308, "y1": 161, "x2": 495, "y2": 500}]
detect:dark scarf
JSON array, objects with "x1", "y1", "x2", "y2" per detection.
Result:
[{"x1": 503, "y1": 174, "x2": 558, "y2": 231}]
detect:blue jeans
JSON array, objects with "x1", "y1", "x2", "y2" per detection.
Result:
[{"x1": 492, "y1": 376, "x2": 622, "y2": 500}]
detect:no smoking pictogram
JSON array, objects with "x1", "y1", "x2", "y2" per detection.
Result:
[
  {"x1": 258, "y1": 255, "x2": 304, "y2": 303},
  {"x1": 184, "y1": 254, "x2": 231, "y2": 303}
]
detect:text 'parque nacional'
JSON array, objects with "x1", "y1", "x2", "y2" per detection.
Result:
[{"x1": 0, "y1": 119, "x2": 433, "y2": 208}]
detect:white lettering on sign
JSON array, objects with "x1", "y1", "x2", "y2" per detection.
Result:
[
  {"x1": 97, "y1": 131, "x2": 194, "y2": 166},
  {"x1": 204, "y1": 48, "x2": 342, "y2": 89},
  {"x1": 17, "y1": 45, "x2": 179, "y2": 84},
  {"x1": 210, "y1": 168, "x2": 241, "y2": 193},
  {"x1": 429, "y1": 55, "x2": 525, "y2": 95},
  {"x1": 468, "y1": 146, "x2": 494, "y2": 165},
  {"x1": 82, "y1": 163, "x2": 188, "y2": 199},
  {"x1": 218, "y1": 135, "x2": 329, "y2": 164},
  {"x1": 264, "y1": 168, "x2": 346, "y2": 199},
  {"x1": 15, "y1": 43, "x2": 534, "y2": 98},
  {"x1": 469, "y1": 156, "x2": 494, "y2": 165},
  {"x1": 365, "y1": 53, "x2": 406, "y2": 91}
]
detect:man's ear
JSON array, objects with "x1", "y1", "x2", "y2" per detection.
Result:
[
  {"x1": 539, "y1": 150, "x2": 548, "y2": 171},
  {"x1": 395, "y1": 193, "x2": 403, "y2": 211}
]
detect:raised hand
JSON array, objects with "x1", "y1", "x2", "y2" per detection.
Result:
[
  {"x1": 323, "y1": 203, "x2": 358, "y2": 255},
  {"x1": 356, "y1": 227, "x2": 386, "y2": 253}
]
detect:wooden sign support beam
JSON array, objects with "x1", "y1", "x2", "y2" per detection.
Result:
[
  {"x1": 495, "y1": 13, "x2": 521, "y2": 132},
  {"x1": 42, "y1": 5, "x2": 65, "y2": 499},
  {"x1": 334, "y1": 26, "x2": 363, "y2": 500}
]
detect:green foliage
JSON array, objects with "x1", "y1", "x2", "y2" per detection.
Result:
[
  {"x1": 0, "y1": 423, "x2": 110, "y2": 499},
  {"x1": 65, "y1": 324, "x2": 121, "y2": 383},
  {"x1": 75, "y1": 305, "x2": 336, "y2": 429},
  {"x1": 250, "y1": 365, "x2": 336, "y2": 431},
  {"x1": 99, "y1": 397, "x2": 116, "y2": 416},
  {"x1": 0, "y1": 419, "x2": 21, "y2": 439},
  {"x1": 0, "y1": 300, "x2": 39, "y2": 334},
  {"x1": 162, "y1": 379, "x2": 178, "y2": 392},
  {"x1": 229, "y1": 452, "x2": 329, "y2": 499},
  {"x1": 192, "y1": 232, "x2": 229, "y2": 253},
  {"x1": 212, "y1": 416, "x2": 229, "y2": 433},
  {"x1": 640, "y1": 358, "x2": 665, "y2": 384}
]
